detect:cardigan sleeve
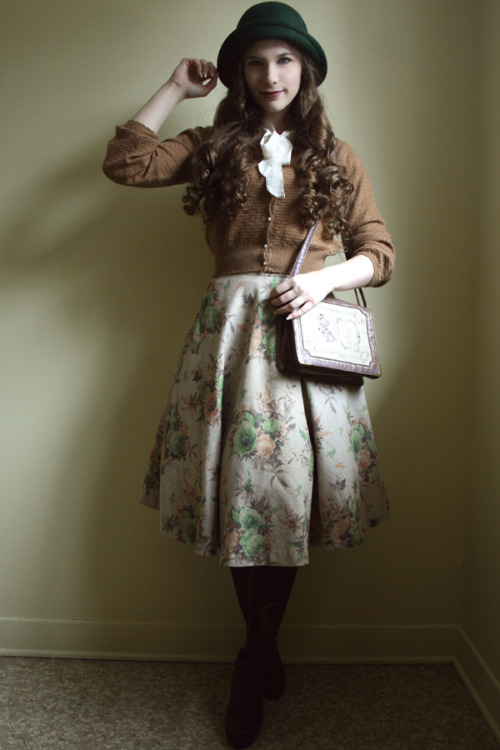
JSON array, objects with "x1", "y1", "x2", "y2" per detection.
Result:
[
  {"x1": 102, "y1": 119, "x2": 212, "y2": 187},
  {"x1": 336, "y1": 140, "x2": 395, "y2": 287}
]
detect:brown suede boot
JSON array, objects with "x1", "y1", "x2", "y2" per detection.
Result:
[
  {"x1": 230, "y1": 566, "x2": 297, "y2": 701},
  {"x1": 261, "y1": 639, "x2": 286, "y2": 700},
  {"x1": 224, "y1": 649, "x2": 264, "y2": 749}
]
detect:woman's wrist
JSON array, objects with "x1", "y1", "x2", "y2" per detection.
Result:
[
  {"x1": 132, "y1": 80, "x2": 186, "y2": 132},
  {"x1": 323, "y1": 255, "x2": 374, "y2": 292}
]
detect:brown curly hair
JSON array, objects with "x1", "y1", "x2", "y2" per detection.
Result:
[{"x1": 183, "y1": 54, "x2": 353, "y2": 239}]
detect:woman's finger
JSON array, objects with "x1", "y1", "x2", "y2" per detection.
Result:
[
  {"x1": 274, "y1": 295, "x2": 308, "y2": 315},
  {"x1": 270, "y1": 288, "x2": 297, "y2": 307},
  {"x1": 270, "y1": 280, "x2": 292, "y2": 299},
  {"x1": 201, "y1": 71, "x2": 218, "y2": 95},
  {"x1": 287, "y1": 300, "x2": 314, "y2": 319}
]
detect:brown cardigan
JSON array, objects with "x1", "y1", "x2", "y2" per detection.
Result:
[{"x1": 103, "y1": 120, "x2": 395, "y2": 285}]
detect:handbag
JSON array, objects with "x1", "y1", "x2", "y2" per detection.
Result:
[{"x1": 275, "y1": 222, "x2": 381, "y2": 384}]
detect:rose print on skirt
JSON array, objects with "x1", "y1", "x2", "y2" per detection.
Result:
[{"x1": 140, "y1": 274, "x2": 389, "y2": 566}]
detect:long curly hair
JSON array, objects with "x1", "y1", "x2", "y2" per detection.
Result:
[{"x1": 183, "y1": 53, "x2": 353, "y2": 239}]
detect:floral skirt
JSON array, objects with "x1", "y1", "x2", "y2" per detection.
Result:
[{"x1": 139, "y1": 273, "x2": 389, "y2": 566}]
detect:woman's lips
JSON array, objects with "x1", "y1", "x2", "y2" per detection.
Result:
[{"x1": 261, "y1": 91, "x2": 283, "y2": 100}]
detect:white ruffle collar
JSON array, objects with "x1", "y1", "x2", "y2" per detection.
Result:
[{"x1": 258, "y1": 124, "x2": 293, "y2": 198}]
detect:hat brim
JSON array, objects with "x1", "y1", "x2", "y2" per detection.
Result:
[{"x1": 217, "y1": 22, "x2": 327, "y2": 88}]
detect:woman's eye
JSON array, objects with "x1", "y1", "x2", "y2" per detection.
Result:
[{"x1": 279, "y1": 56, "x2": 292, "y2": 64}]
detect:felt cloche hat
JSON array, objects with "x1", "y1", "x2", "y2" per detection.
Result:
[{"x1": 217, "y1": 2, "x2": 327, "y2": 87}]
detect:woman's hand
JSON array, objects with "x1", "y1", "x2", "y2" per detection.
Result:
[
  {"x1": 269, "y1": 256, "x2": 375, "y2": 319},
  {"x1": 132, "y1": 58, "x2": 218, "y2": 132},
  {"x1": 168, "y1": 58, "x2": 218, "y2": 100},
  {"x1": 270, "y1": 270, "x2": 333, "y2": 319}
]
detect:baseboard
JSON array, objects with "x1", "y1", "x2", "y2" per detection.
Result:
[
  {"x1": 1, "y1": 618, "x2": 497, "y2": 739},
  {"x1": 453, "y1": 626, "x2": 500, "y2": 743},
  {"x1": 0, "y1": 618, "x2": 243, "y2": 662},
  {"x1": 0, "y1": 617, "x2": 456, "y2": 663}
]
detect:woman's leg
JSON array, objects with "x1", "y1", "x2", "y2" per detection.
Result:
[
  {"x1": 231, "y1": 566, "x2": 297, "y2": 677},
  {"x1": 230, "y1": 566, "x2": 250, "y2": 622},
  {"x1": 225, "y1": 566, "x2": 298, "y2": 748},
  {"x1": 243, "y1": 566, "x2": 297, "y2": 665}
]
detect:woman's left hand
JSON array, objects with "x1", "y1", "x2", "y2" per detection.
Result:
[
  {"x1": 269, "y1": 256, "x2": 375, "y2": 318},
  {"x1": 269, "y1": 270, "x2": 333, "y2": 319}
]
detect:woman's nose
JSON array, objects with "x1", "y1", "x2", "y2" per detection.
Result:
[{"x1": 264, "y1": 64, "x2": 278, "y2": 85}]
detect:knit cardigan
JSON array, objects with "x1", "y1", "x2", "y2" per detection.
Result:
[{"x1": 103, "y1": 119, "x2": 395, "y2": 285}]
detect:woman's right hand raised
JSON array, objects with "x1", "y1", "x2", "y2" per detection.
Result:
[
  {"x1": 168, "y1": 58, "x2": 218, "y2": 100},
  {"x1": 132, "y1": 58, "x2": 219, "y2": 132}
]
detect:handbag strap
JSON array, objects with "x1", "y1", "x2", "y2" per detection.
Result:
[
  {"x1": 289, "y1": 221, "x2": 368, "y2": 309},
  {"x1": 289, "y1": 221, "x2": 320, "y2": 276}
]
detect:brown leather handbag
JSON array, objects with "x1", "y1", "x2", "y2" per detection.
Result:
[{"x1": 275, "y1": 223, "x2": 381, "y2": 385}]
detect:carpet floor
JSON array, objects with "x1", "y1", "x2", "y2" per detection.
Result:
[{"x1": 0, "y1": 657, "x2": 498, "y2": 749}]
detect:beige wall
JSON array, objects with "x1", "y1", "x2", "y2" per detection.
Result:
[
  {"x1": 458, "y1": 0, "x2": 500, "y2": 730},
  {"x1": 0, "y1": 0, "x2": 497, "y2": 729}
]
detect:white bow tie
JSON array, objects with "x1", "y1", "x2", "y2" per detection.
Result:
[{"x1": 258, "y1": 126, "x2": 293, "y2": 198}]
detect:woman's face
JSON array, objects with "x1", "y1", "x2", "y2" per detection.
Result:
[{"x1": 242, "y1": 38, "x2": 302, "y2": 130}]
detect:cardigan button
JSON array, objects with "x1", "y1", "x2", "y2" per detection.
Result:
[
  {"x1": 263, "y1": 243, "x2": 268, "y2": 249},
  {"x1": 267, "y1": 216, "x2": 272, "y2": 222}
]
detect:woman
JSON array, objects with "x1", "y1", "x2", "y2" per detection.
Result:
[{"x1": 103, "y1": 3, "x2": 394, "y2": 747}]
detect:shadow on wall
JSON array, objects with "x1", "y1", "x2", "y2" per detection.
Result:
[{"x1": 2, "y1": 135, "x2": 239, "y2": 627}]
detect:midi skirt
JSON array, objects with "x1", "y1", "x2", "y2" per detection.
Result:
[{"x1": 139, "y1": 273, "x2": 389, "y2": 566}]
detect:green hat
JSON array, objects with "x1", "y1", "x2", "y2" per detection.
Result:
[{"x1": 217, "y1": 2, "x2": 327, "y2": 88}]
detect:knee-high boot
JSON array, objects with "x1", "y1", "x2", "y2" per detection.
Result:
[
  {"x1": 230, "y1": 566, "x2": 297, "y2": 699},
  {"x1": 225, "y1": 566, "x2": 297, "y2": 749},
  {"x1": 244, "y1": 566, "x2": 297, "y2": 697}
]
